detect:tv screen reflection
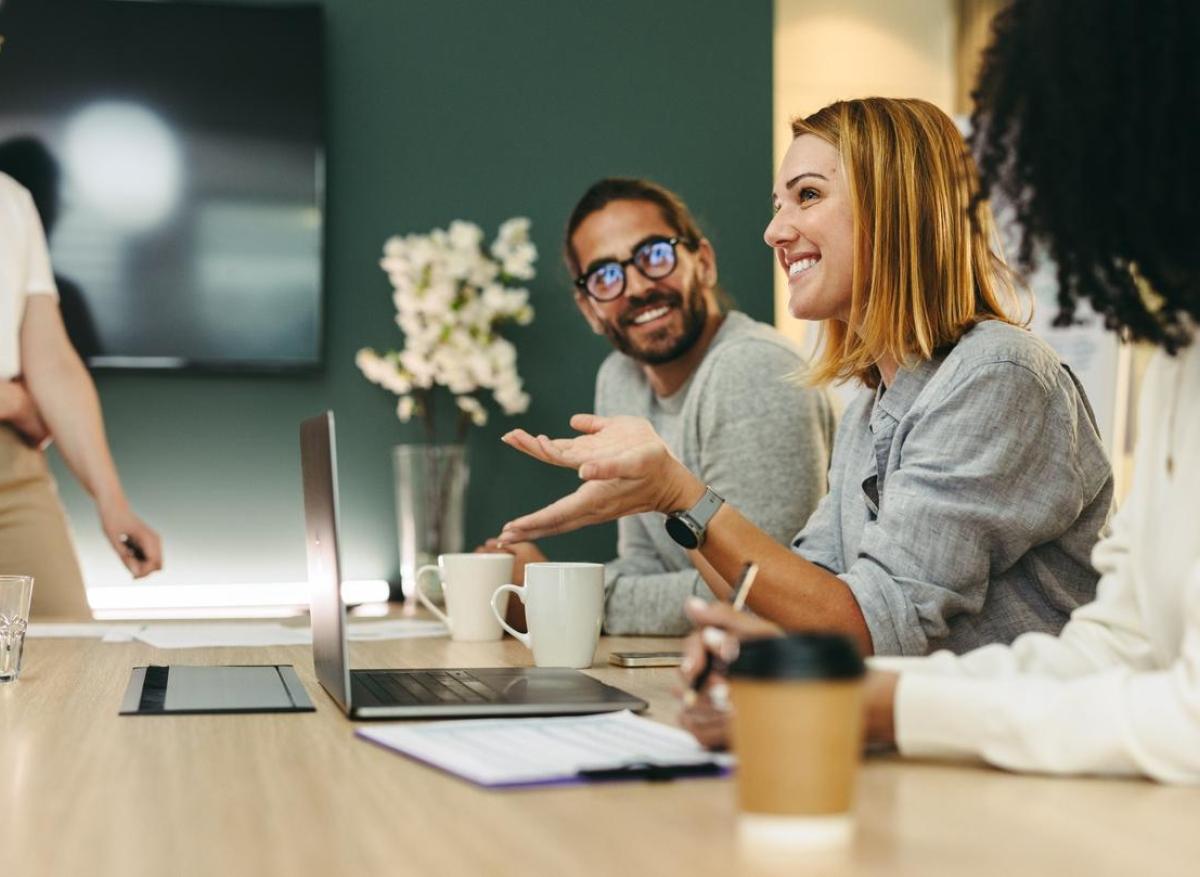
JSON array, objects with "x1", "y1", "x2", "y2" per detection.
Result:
[{"x1": 0, "y1": 0, "x2": 324, "y2": 370}]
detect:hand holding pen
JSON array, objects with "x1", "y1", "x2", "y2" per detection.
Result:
[
  {"x1": 678, "y1": 563, "x2": 783, "y2": 749},
  {"x1": 682, "y1": 562, "x2": 760, "y2": 707},
  {"x1": 99, "y1": 502, "x2": 164, "y2": 578}
]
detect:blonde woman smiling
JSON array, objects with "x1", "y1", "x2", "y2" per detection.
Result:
[{"x1": 499, "y1": 98, "x2": 1112, "y2": 658}]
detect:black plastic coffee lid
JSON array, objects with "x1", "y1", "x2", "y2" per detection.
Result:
[{"x1": 728, "y1": 633, "x2": 865, "y2": 680}]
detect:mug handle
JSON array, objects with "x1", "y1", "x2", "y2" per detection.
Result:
[
  {"x1": 491, "y1": 584, "x2": 530, "y2": 648},
  {"x1": 414, "y1": 564, "x2": 450, "y2": 627}
]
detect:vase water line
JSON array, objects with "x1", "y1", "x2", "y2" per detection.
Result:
[{"x1": 393, "y1": 444, "x2": 469, "y2": 602}]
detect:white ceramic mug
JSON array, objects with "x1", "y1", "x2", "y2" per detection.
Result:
[
  {"x1": 490, "y1": 562, "x2": 604, "y2": 668},
  {"x1": 415, "y1": 553, "x2": 514, "y2": 642}
]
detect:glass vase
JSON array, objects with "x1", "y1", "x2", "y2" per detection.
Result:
[{"x1": 393, "y1": 444, "x2": 469, "y2": 603}]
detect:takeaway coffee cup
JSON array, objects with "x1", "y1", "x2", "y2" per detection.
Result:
[
  {"x1": 727, "y1": 634, "x2": 866, "y2": 850},
  {"x1": 490, "y1": 562, "x2": 604, "y2": 668},
  {"x1": 415, "y1": 553, "x2": 514, "y2": 641}
]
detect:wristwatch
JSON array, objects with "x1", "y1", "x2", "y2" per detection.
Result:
[{"x1": 664, "y1": 485, "x2": 724, "y2": 549}]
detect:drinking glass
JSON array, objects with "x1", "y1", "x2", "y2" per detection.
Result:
[{"x1": 0, "y1": 575, "x2": 34, "y2": 683}]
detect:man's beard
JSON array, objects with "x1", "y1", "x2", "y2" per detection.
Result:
[{"x1": 602, "y1": 283, "x2": 710, "y2": 365}]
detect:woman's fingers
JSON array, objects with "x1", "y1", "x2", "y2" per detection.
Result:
[
  {"x1": 679, "y1": 694, "x2": 733, "y2": 750},
  {"x1": 502, "y1": 429, "x2": 581, "y2": 469},
  {"x1": 680, "y1": 630, "x2": 709, "y2": 683},
  {"x1": 568, "y1": 413, "x2": 610, "y2": 434},
  {"x1": 502, "y1": 427, "x2": 599, "y2": 470},
  {"x1": 535, "y1": 433, "x2": 578, "y2": 466},
  {"x1": 500, "y1": 484, "x2": 603, "y2": 542}
]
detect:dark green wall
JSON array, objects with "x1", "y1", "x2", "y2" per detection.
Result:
[{"x1": 50, "y1": 0, "x2": 775, "y2": 590}]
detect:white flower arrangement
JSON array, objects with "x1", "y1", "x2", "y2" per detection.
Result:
[{"x1": 357, "y1": 217, "x2": 536, "y2": 440}]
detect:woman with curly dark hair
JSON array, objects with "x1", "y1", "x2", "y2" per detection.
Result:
[{"x1": 676, "y1": 0, "x2": 1200, "y2": 782}]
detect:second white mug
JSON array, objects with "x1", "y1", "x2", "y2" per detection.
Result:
[
  {"x1": 415, "y1": 553, "x2": 514, "y2": 641},
  {"x1": 490, "y1": 562, "x2": 604, "y2": 668}
]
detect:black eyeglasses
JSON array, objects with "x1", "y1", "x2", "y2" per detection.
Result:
[{"x1": 574, "y1": 236, "x2": 697, "y2": 302}]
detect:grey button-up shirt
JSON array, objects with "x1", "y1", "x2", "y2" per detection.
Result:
[{"x1": 792, "y1": 320, "x2": 1113, "y2": 656}]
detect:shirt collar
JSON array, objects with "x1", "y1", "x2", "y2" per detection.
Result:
[{"x1": 873, "y1": 355, "x2": 943, "y2": 423}]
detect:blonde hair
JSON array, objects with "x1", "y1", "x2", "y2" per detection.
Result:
[{"x1": 791, "y1": 98, "x2": 1023, "y2": 388}]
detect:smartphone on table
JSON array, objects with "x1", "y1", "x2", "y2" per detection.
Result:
[{"x1": 608, "y1": 651, "x2": 684, "y2": 668}]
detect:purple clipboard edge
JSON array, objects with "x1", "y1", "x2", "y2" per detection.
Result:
[{"x1": 354, "y1": 727, "x2": 733, "y2": 791}]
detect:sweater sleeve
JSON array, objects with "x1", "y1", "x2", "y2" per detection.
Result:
[
  {"x1": 602, "y1": 513, "x2": 711, "y2": 636},
  {"x1": 594, "y1": 355, "x2": 711, "y2": 635},
  {"x1": 693, "y1": 339, "x2": 833, "y2": 545}
]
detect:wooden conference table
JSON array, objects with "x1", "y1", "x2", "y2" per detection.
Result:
[{"x1": 2, "y1": 623, "x2": 1198, "y2": 877}]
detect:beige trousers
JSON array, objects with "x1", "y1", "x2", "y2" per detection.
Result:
[{"x1": 0, "y1": 425, "x2": 90, "y2": 618}]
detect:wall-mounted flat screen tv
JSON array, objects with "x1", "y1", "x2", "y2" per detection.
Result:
[{"x1": 0, "y1": 0, "x2": 324, "y2": 371}]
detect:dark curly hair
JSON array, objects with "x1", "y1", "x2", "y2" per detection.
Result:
[{"x1": 969, "y1": 0, "x2": 1200, "y2": 353}]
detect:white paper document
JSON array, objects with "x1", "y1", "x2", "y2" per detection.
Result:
[
  {"x1": 25, "y1": 623, "x2": 141, "y2": 641},
  {"x1": 25, "y1": 617, "x2": 448, "y2": 649},
  {"x1": 132, "y1": 623, "x2": 313, "y2": 649},
  {"x1": 127, "y1": 618, "x2": 448, "y2": 649},
  {"x1": 345, "y1": 619, "x2": 448, "y2": 641},
  {"x1": 356, "y1": 710, "x2": 731, "y2": 789}
]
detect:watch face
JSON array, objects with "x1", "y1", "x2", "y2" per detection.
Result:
[{"x1": 665, "y1": 514, "x2": 700, "y2": 550}]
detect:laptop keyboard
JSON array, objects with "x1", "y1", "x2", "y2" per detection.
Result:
[{"x1": 354, "y1": 670, "x2": 498, "y2": 706}]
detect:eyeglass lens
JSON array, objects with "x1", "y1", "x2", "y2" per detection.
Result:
[{"x1": 587, "y1": 239, "x2": 679, "y2": 300}]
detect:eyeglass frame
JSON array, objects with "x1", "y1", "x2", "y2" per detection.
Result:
[{"x1": 573, "y1": 235, "x2": 699, "y2": 302}]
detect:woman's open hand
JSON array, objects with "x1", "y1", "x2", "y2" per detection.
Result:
[{"x1": 499, "y1": 414, "x2": 702, "y2": 542}]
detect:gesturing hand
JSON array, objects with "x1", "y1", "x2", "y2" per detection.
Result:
[{"x1": 498, "y1": 414, "x2": 703, "y2": 542}]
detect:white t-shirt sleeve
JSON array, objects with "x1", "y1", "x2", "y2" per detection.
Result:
[
  {"x1": 20, "y1": 187, "x2": 59, "y2": 299},
  {"x1": 1, "y1": 176, "x2": 59, "y2": 379},
  {"x1": 890, "y1": 561, "x2": 1200, "y2": 783}
]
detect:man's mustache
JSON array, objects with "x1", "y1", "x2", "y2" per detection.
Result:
[{"x1": 617, "y1": 290, "x2": 682, "y2": 328}]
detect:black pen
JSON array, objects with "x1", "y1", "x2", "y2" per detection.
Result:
[
  {"x1": 120, "y1": 534, "x2": 147, "y2": 563},
  {"x1": 685, "y1": 561, "x2": 758, "y2": 705},
  {"x1": 577, "y1": 761, "x2": 724, "y2": 782}
]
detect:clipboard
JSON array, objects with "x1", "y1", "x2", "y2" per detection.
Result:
[
  {"x1": 119, "y1": 665, "x2": 316, "y2": 715},
  {"x1": 356, "y1": 710, "x2": 732, "y2": 789}
]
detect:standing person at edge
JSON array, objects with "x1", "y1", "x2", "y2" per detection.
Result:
[
  {"x1": 682, "y1": 1, "x2": 1200, "y2": 782},
  {"x1": 498, "y1": 102, "x2": 1112, "y2": 657},
  {"x1": 483, "y1": 178, "x2": 834, "y2": 635},
  {"x1": 0, "y1": 172, "x2": 162, "y2": 617}
]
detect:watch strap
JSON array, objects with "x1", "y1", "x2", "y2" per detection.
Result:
[{"x1": 686, "y1": 485, "x2": 724, "y2": 530}]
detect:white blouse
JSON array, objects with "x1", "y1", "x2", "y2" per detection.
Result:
[
  {"x1": 873, "y1": 330, "x2": 1200, "y2": 783},
  {"x1": 0, "y1": 172, "x2": 58, "y2": 380}
]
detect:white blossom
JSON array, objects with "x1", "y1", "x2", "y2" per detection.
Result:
[
  {"x1": 494, "y1": 216, "x2": 531, "y2": 249},
  {"x1": 448, "y1": 220, "x2": 484, "y2": 252},
  {"x1": 359, "y1": 216, "x2": 537, "y2": 429},
  {"x1": 456, "y1": 394, "x2": 488, "y2": 427}
]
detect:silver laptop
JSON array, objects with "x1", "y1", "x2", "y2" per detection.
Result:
[{"x1": 300, "y1": 411, "x2": 647, "y2": 719}]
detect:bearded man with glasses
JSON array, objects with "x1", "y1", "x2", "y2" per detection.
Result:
[{"x1": 484, "y1": 178, "x2": 834, "y2": 635}]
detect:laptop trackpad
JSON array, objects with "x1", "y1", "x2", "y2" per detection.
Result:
[{"x1": 477, "y1": 668, "x2": 640, "y2": 705}]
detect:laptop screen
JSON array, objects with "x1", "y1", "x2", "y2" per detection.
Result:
[{"x1": 299, "y1": 411, "x2": 352, "y2": 711}]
